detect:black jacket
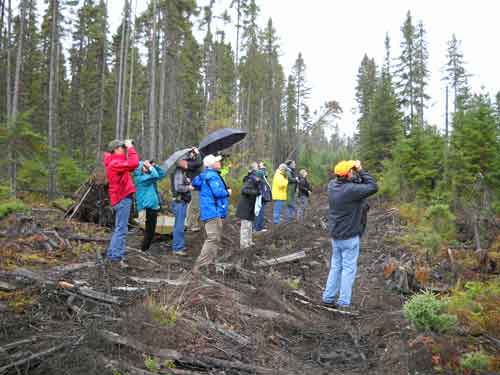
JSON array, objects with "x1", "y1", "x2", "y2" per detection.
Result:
[
  {"x1": 236, "y1": 174, "x2": 260, "y2": 221},
  {"x1": 298, "y1": 176, "x2": 312, "y2": 197},
  {"x1": 328, "y1": 171, "x2": 378, "y2": 240}
]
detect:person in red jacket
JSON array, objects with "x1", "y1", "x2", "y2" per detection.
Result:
[{"x1": 103, "y1": 139, "x2": 139, "y2": 264}]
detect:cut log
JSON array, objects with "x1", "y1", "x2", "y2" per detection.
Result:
[
  {"x1": 6, "y1": 268, "x2": 55, "y2": 285},
  {"x1": 255, "y1": 250, "x2": 307, "y2": 267},
  {"x1": 57, "y1": 281, "x2": 120, "y2": 304},
  {"x1": 100, "y1": 330, "x2": 277, "y2": 374}
]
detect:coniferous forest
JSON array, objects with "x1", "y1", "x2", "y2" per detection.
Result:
[{"x1": 0, "y1": 1, "x2": 499, "y2": 374}]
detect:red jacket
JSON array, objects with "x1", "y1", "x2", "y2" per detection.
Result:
[{"x1": 103, "y1": 147, "x2": 140, "y2": 206}]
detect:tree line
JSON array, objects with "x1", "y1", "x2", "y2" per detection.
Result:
[
  {"x1": 0, "y1": 0, "x2": 346, "y2": 199},
  {"x1": 355, "y1": 10, "x2": 500, "y2": 249}
]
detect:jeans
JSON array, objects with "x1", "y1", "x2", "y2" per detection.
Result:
[
  {"x1": 255, "y1": 202, "x2": 266, "y2": 231},
  {"x1": 322, "y1": 236, "x2": 360, "y2": 307},
  {"x1": 142, "y1": 208, "x2": 159, "y2": 251},
  {"x1": 172, "y1": 200, "x2": 188, "y2": 252},
  {"x1": 106, "y1": 197, "x2": 132, "y2": 261},
  {"x1": 286, "y1": 202, "x2": 296, "y2": 223},
  {"x1": 297, "y1": 195, "x2": 309, "y2": 223},
  {"x1": 273, "y1": 200, "x2": 285, "y2": 224}
]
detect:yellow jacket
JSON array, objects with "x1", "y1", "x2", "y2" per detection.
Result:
[{"x1": 272, "y1": 170, "x2": 288, "y2": 201}]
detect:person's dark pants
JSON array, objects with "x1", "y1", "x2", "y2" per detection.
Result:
[
  {"x1": 255, "y1": 202, "x2": 266, "y2": 231},
  {"x1": 142, "y1": 208, "x2": 159, "y2": 251}
]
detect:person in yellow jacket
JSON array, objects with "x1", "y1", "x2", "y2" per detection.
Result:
[{"x1": 272, "y1": 164, "x2": 289, "y2": 224}]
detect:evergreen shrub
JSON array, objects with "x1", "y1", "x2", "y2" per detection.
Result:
[{"x1": 403, "y1": 291, "x2": 457, "y2": 333}]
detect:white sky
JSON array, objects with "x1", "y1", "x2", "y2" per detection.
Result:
[{"x1": 107, "y1": 0, "x2": 500, "y2": 137}]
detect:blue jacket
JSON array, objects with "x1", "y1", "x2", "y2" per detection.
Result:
[
  {"x1": 192, "y1": 168, "x2": 230, "y2": 222},
  {"x1": 133, "y1": 161, "x2": 166, "y2": 212}
]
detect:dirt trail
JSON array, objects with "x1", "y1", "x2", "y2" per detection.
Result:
[{"x1": 0, "y1": 195, "x2": 415, "y2": 375}]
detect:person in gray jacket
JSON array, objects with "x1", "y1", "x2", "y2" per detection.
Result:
[
  {"x1": 322, "y1": 160, "x2": 378, "y2": 311},
  {"x1": 170, "y1": 159, "x2": 194, "y2": 255}
]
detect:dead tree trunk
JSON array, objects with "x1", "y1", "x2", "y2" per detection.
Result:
[
  {"x1": 115, "y1": 2, "x2": 127, "y2": 139},
  {"x1": 47, "y1": 0, "x2": 58, "y2": 201},
  {"x1": 148, "y1": 0, "x2": 157, "y2": 159},
  {"x1": 126, "y1": 0, "x2": 137, "y2": 139},
  {"x1": 119, "y1": 0, "x2": 130, "y2": 140},
  {"x1": 157, "y1": 9, "x2": 168, "y2": 161},
  {"x1": 96, "y1": 0, "x2": 107, "y2": 161},
  {"x1": 10, "y1": 0, "x2": 27, "y2": 197}
]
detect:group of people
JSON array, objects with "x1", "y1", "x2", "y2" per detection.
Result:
[
  {"x1": 102, "y1": 139, "x2": 312, "y2": 271},
  {"x1": 271, "y1": 160, "x2": 312, "y2": 225},
  {"x1": 103, "y1": 138, "x2": 378, "y2": 311}
]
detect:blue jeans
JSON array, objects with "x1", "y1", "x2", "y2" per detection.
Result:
[
  {"x1": 106, "y1": 197, "x2": 132, "y2": 261},
  {"x1": 172, "y1": 200, "x2": 188, "y2": 252},
  {"x1": 286, "y1": 202, "x2": 296, "y2": 223},
  {"x1": 255, "y1": 202, "x2": 266, "y2": 231},
  {"x1": 273, "y1": 200, "x2": 285, "y2": 224},
  {"x1": 322, "y1": 236, "x2": 360, "y2": 306}
]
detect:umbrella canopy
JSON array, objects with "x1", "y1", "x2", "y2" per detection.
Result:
[
  {"x1": 198, "y1": 128, "x2": 247, "y2": 156},
  {"x1": 162, "y1": 148, "x2": 192, "y2": 173}
]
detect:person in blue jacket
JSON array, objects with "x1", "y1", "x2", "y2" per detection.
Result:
[
  {"x1": 191, "y1": 154, "x2": 231, "y2": 271},
  {"x1": 134, "y1": 160, "x2": 166, "y2": 251}
]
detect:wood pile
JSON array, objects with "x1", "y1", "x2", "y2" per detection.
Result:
[{"x1": 65, "y1": 168, "x2": 115, "y2": 226}]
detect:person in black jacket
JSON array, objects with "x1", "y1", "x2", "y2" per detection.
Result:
[
  {"x1": 185, "y1": 147, "x2": 203, "y2": 232},
  {"x1": 322, "y1": 160, "x2": 378, "y2": 311},
  {"x1": 236, "y1": 169, "x2": 261, "y2": 249},
  {"x1": 255, "y1": 164, "x2": 272, "y2": 232},
  {"x1": 297, "y1": 169, "x2": 312, "y2": 223}
]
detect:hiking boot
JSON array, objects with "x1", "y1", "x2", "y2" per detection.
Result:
[
  {"x1": 336, "y1": 304, "x2": 356, "y2": 313},
  {"x1": 118, "y1": 260, "x2": 128, "y2": 269},
  {"x1": 322, "y1": 301, "x2": 337, "y2": 309},
  {"x1": 174, "y1": 250, "x2": 188, "y2": 257}
]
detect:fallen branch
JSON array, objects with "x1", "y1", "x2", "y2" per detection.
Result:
[
  {"x1": 194, "y1": 317, "x2": 251, "y2": 346},
  {"x1": 0, "y1": 342, "x2": 70, "y2": 373},
  {"x1": 0, "y1": 337, "x2": 38, "y2": 353},
  {"x1": 67, "y1": 235, "x2": 108, "y2": 242},
  {"x1": 0, "y1": 281, "x2": 17, "y2": 291},
  {"x1": 101, "y1": 356, "x2": 204, "y2": 375},
  {"x1": 291, "y1": 291, "x2": 359, "y2": 316},
  {"x1": 100, "y1": 330, "x2": 277, "y2": 374},
  {"x1": 255, "y1": 250, "x2": 307, "y2": 267},
  {"x1": 129, "y1": 277, "x2": 189, "y2": 286},
  {"x1": 52, "y1": 262, "x2": 98, "y2": 274}
]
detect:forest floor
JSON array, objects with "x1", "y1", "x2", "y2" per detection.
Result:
[{"x1": 0, "y1": 193, "x2": 496, "y2": 374}]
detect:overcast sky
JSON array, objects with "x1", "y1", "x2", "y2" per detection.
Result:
[{"x1": 108, "y1": 0, "x2": 500, "y2": 137}]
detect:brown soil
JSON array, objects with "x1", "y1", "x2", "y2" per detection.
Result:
[{"x1": 0, "y1": 194, "x2": 427, "y2": 375}]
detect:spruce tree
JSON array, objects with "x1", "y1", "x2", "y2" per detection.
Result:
[
  {"x1": 396, "y1": 10, "x2": 418, "y2": 131},
  {"x1": 414, "y1": 20, "x2": 429, "y2": 126},
  {"x1": 444, "y1": 34, "x2": 470, "y2": 113}
]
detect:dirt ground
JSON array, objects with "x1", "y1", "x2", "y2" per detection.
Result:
[{"x1": 0, "y1": 194, "x2": 431, "y2": 375}]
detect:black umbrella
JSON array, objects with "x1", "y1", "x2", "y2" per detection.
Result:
[
  {"x1": 162, "y1": 148, "x2": 192, "y2": 173},
  {"x1": 198, "y1": 128, "x2": 247, "y2": 156}
]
